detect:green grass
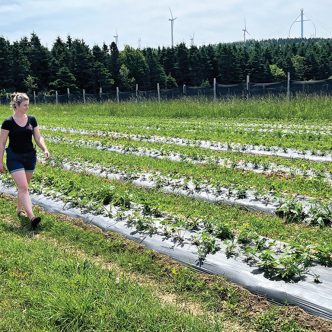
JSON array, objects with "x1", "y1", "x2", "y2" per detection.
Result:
[
  {"x1": 1, "y1": 95, "x2": 332, "y2": 121},
  {"x1": 0, "y1": 194, "x2": 328, "y2": 332},
  {"x1": 0, "y1": 202, "x2": 223, "y2": 331},
  {"x1": 16, "y1": 95, "x2": 332, "y2": 120}
]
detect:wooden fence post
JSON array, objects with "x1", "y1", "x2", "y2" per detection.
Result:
[
  {"x1": 246, "y1": 75, "x2": 250, "y2": 99},
  {"x1": 183, "y1": 84, "x2": 186, "y2": 95},
  {"x1": 157, "y1": 83, "x2": 160, "y2": 102},
  {"x1": 116, "y1": 87, "x2": 120, "y2": 103},
  {"x1": 287, "y1": 72, "x2": 290, "y2": 100},
  {"x1": 213, "y1": 78, "x2": 217, "y2": 101}
]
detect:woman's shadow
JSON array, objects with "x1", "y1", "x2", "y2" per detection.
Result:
[{"x1": 1, "y1": 213, "x2": 41, "y2": 237}]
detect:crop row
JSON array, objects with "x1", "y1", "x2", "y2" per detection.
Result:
[
  {"x1": 1, "y1": 163, "x2": 330, "y2": 281},
  {"x1": 43, "y1": 128, "x2": 332, "y2": 174},
  {"x1": 41, "y1": 114, "x2": 332, "y2": 133},
  {"x1": 125, "y1": 124, "x2": 332, "y2": 137},
  {"x1": 42, "y1": 127, "x2": 332, "y2": 162},
  {"x1": 44, "y1": 136, "x2": 332, "y2": 201},
  {"x1": 42, "y1": 151, "x2": 332, "y2": 228}
]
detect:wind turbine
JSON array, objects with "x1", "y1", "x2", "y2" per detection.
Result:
[
  {"x1": 242, "y1": 19, "x2": 250, "y2": 42},
  {"x1": 113, "y1": 31, "x2": 118, "y2": 47},
  {"x1": 169, "y1": 8, "x2": 177, "y2": 48},
  {"x1": 190, "y1": 33, "x2": 195, "y2": 46},
  {"x1": 288, "y1": 8, "x2": 312, "y2": 39}
]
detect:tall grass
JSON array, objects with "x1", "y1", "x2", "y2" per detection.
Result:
[{"x1": 9, "y1": 95, "x2": 330, "y2": 121}]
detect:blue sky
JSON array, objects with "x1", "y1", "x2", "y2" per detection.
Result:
[{"x1": 0, "y1": 0, "x2": 331, "y2": 49}]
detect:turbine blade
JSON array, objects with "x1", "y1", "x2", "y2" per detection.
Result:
[{"x1": 169, "y1": 7, "x2": 174, "y2": 19}]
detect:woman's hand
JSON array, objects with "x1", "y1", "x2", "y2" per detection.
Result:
[
  {"x1": 44, "y1": 150, "x2": 50, "y2": 160},
  {"x1": 0, "y1": 162, "x2": 6, "y2": 173}
]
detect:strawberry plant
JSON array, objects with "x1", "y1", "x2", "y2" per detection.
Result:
[
  {"x1": 276, "y1": 199, "x2": 306, "y2": 223},
  {"x1": 306, "y1": 203, "x2": 332, "y2": 227}
]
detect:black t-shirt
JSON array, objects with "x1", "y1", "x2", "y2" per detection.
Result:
[{"x1": 1, "y1": 115, "x2": 38, "y2": 153}]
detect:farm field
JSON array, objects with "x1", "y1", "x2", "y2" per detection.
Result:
[{"x1": 0, "y1": 97, "x2": 332, "y2": 331}]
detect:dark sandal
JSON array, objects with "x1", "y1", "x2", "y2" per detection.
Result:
[{"x1": 30, "y1": 216, "x2": 41, "y2": 230}]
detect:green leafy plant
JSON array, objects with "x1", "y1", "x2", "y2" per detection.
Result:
[{"x1": 276, "y1": 199, "x2": 306, "y2": 223}]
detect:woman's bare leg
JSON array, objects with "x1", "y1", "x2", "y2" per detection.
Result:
[
  {"x1": 11, "y1": 170, "x2": 34, "y2": 219},
  {"x1": 16, "y1": 171, "x2": 33, "y2": 213}
]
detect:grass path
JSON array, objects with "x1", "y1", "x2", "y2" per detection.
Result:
[{"x1": 0, "y1": 194, "x2": 331, "y2": 331}]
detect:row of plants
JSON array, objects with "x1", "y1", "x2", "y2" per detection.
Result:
[
  {"x1": 39, "y1": 115, "x2": 332, "y2": 137},
  {"x1": 40, "y1": 123, "x2": 332, "y2": 154},
  {"x1": 39, "y1": 115, "x2": 332, "y2": 142},
  {"x1": 124, "y1": 123, "x2": 332, "y2": 141},
  {"x1": 44, "y1": 136, "x2": 332, "y2": 201},
  {"x1": 42, "y1": 147, "x2": 332, "y2": 228},
  {"x1": 41, "y1": 125, "x2": 332, "y2": 162},
  {"x1": 1, "y1": 163, "x2": 331, "y2": 282},
  {"x1": 44, "y1": 127, "x2": 332, "y2": 173},
  {"x1": 93, "y1": 116, "x2": 332, "y2": 132}
]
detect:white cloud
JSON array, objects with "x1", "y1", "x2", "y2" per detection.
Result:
[{"x1": 0, "y1": 0, "x2": 331, "y2": 48}]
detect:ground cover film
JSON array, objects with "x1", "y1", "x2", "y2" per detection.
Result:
[{"x1": 0, "y1": 97, "x2": 332, "y2": 331}]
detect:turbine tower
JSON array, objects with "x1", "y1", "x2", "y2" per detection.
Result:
[
  {"x1": 169, "y1": 8, "x2": 177, "y2": 48},
  {"x1": 190, "y1": 33, "x2": 195, "y2": 46},
  {"x1": 242, "y1": 19, "x2": 250, "y2": 42},
  {"x1": 113, "y1": 31, "x2": 118, "y2": 47}
]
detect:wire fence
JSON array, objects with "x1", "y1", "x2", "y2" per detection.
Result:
[{"x1": 1, "y1": 76, "x2": 332, "y2": 105}]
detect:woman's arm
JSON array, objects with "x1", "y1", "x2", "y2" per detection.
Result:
[
  {"x1": 0, "y1": 129, "x2": 9, "y2": 172},
  {"x1": 33, "y1": 126, "x2": 50, "y2": 159}
]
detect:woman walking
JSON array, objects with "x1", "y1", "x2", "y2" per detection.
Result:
[{"x1": 0, "y1": 92, "x2": 49, "y2": 229}]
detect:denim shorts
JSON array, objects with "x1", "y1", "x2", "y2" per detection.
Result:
[{"x1": 6, "y1": 147, "x2": 37, "y2": 173}]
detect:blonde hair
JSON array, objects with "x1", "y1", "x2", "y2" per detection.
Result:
[{"x1": 10, "y1": 92, "x2": 29, "y2": 111}]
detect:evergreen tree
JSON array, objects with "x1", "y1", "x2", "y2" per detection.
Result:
[
  {"x1": 174, "y1": 43, "x2": 190, "y2": 85},
  {"x1": 11, "y1": 41, "x2": 31, "y2": 91},
  {"x1": 70, "y1": 39, "x2": 94, "y2": 92},
  {"x1": 92, "y1": 61, "x2": 113, "y2": 92},
  {"x1": 159, "y1": 47, "x2": 176, "y2": 77},
  {"x1": 50, "y1": 36, "x2": 71, "y2": 86},
  {"x1": 165, "y1": 74, "x2": 178, "y2": 88},
  {"x1": 200, "y1": 45, "x2": 218, "y2": 83},
  {"x1": 188, "y1": 45, "x2": 203, "y2": 86},
  {"x1": 28, "y1": 33, "x2": 50, "y2": 91},
  {"x1": 217, "y1": 45, "x2": 242, "y2": 83},
  {"x1": 143, "y1": 48, "x2": 167, "y2": 89},
  {"x1": 49, "y1": 66, "x2": 78, "y2": 93},
  {"x1": 2, "y1": 32, "x2": 332, "y2": 93},
  {"x1": 0, "y1": 37, "x2": 13, "y2": 90},
  {"x1": 247, "y1": 42, "x2": 270, "y2": 82},
  {"x1": 92, "y1": 45, "x2": 104, "y2": 63},
  {"x1": 109, "y1": 42, "x2": 120, "y2": 88}
]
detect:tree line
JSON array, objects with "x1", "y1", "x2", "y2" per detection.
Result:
[{"x1": 1, "y1": 33, "x2": 332, "y2": 94}]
